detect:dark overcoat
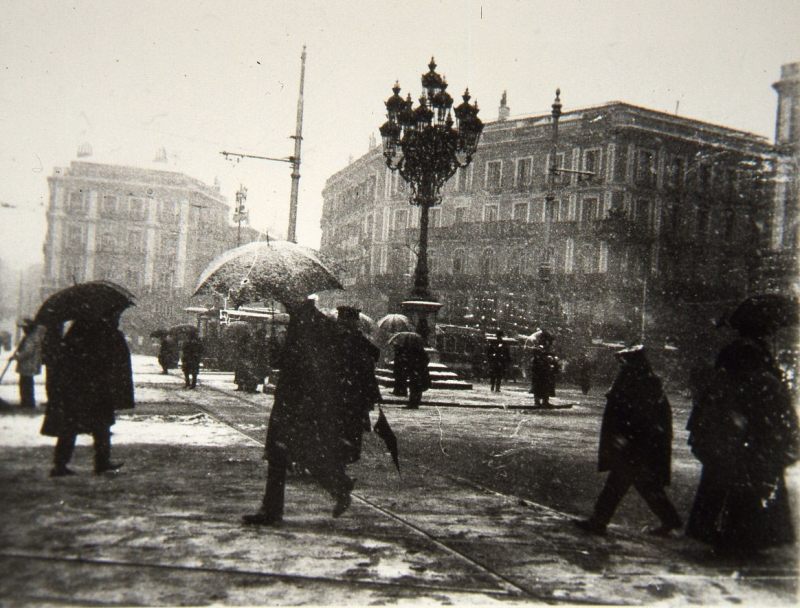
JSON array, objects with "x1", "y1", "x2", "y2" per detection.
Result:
[
  {"x1": 686, "y1": 338, "x2": 799, "y2": 550},
  {"x1": 181, "y1": 337, "x2": 204, "y2": 373},
  {"x1": 530, "y1": 348, "x2": 559, "y2": 397},
  {"x1": 265, "y1": 303, "x2": 380, "y2": 485},
  {"x1": 598, "y1": 363, "x2": 673, "y2": 486},
  {"x1": 41, "y1": 319, "x2": 134, "y2": 437}
]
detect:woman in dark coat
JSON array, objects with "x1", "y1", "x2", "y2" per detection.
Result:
[
  {"x1": 574, "y1": 345, "x2": 682, "y2": 536},
  {"x1": 41, "y1": 310, "x2": 134, "y2": 476},
  {"x1": 181, "y1": 331, "x2": 204, "y2": 389},
  {"x1": 243, "y1": 300, "x2": 381, "y2": 525},
  {"x1": 686, "y1": 333, "x2": 798, "y2": 555}
]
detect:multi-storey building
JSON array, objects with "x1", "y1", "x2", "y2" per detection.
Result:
[
  {"x1": 321, "y1": 65, "x2": 797, "y2": 366},
  {"x1": 43, "y1": 160, "x2": 260, "y2": 349}
]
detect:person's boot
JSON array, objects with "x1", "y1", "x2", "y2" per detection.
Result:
[
  {"x1": 50, "y1": 466, "x2": 76, "y2": 477},
  {"x1": 572, "y1": 517, "x2": 607, "y2": 536},
  {"x1": 332, "y1": 477, "x2": 355, "y2": 518},
  {"x1": 242, "y1": 510, "x2": 282, "y2": 526}
]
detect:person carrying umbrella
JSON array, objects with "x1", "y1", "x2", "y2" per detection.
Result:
[
  {"x1": 242, "y1": 299, "x2": 383, "y2": 525},
  {"x1": 685, "y1": 294, "x2": 799, "y2": 556},
  {"x1": 40, "y1": 304, "x2": 134, "y2": 477},
  {"x1": 573, "y1": 345, "x2": 682, "y2": 537},
  {"x1": 181, "y1": 329, "x2": 204, "y2": 389},
  {"x1": 390, "y1": 332, "x2": 430, "y2": 409},
  {"x1": 529, "y1": 331, "x2": 560, "y2": 407}
]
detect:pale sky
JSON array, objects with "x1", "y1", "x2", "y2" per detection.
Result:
[{"x1": 1, "y1": 0, "x2": 798, "y2": 271}]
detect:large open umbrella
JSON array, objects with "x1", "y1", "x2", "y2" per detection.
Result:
[
  {"x1": 377, "y1": 313, "x2": 413, "y2": 335},
  {"x1": 388, "y1": 331, "x2": 425, "y2": 349},
  {"x1": 320, "y1": 308, "x2": 376, "y2": 335},
  {"x1": 34, "y1": 280, "x2": 136, "y2": 325},
  {"x1": 726, "y1": 293, "x2": 799, "y2": 336},
  {"x1": 193, "y1": 240, "x2": 343, "y2": 307}
]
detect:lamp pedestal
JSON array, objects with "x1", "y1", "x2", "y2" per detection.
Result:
[{"x1": 401, "y1": 299, "x2": 442, "y2": 347}]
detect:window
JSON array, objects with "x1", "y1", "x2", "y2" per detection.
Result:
[
  {"x1": 159, "y1": 233, "x2": 175, "y2": 254},
  {"x1": 508, "y1": 248, "x2": 525, "y2": 276},
  {"x1": 666, "y1": 156, "x2": 685, "y2": 189},
  {"x1": 697, "y1": 164, "x2": 712, "y2": 192},
  {"x1": 159, "y1": 200, "x2": 178, "y2": 223},
  {"x1": 156, "y1": 270, "x2": 173, "y2": 290},
  {"x1": 454, "y1": 207, "x2": 468, "y2": 224},
  {"x1": 565, "y1": 239, "x2": 574, "y2": 274},
  {"x1": 429, "y1": 208, "x2": 440, "y2": 229},
  {"x1": 125, "y1": 269, "x2": 142, "y2": 288},
  {"x1": 485, "y1": 160, "x2": 502, "y2": 190},
  {"x1": 68, "y1": 191, "x2": 86, "y2": 214},
  {"x1": 599, "y1": 242, "x2": 609, "y2": 273},
  {"x1": 513, "y1": 202, "x2": 529, "y2": 222},
  {"x1": 393, "y1": 209, "x2": 408, "y2": 233},
  {"x1": 581, "y1": 245, "x2": 596, "y2": 274},
  {"x1": 635, "y1": 150, "x2": 655, "y2": 187},
  {"x1": 480, "y1": 248, "x2": 496, "y2": 276},
  {"x1": 546, "y1": 198, "x2": 561, "y2": 222},
  {"x1": 583, "y1": 149, "x2": 601, "y2": 181},
  {"x1": 101, "y1": 195, "x2": 118, "y2": 216},
  {"x1": 634, "y1": 199, "x2": 651, "y2": 225},
  {"x1": 66, "y1": 224, "x2": 84, "y2": 249},
  {"x1": 455, "y1": 166, "x2": 470, "y2": 193},
  {"x1": 484, "y1": 205, "x2": 498, "y2": 222},
  {"x1": 581, "y1": 198, "x2": 598, "y2": 223},
  {"x1": 100, "y1": 233, "x2": 116, "y2": 252},
  {"x1": 453, "y1": 250, "x2": 467, "y2": 274},
  {"x1": 128, "y1": 231, "x2": 144, "y2": 253},
  {"x1": 696, "y1": 207, "x2": 710, "y2": 236},
  {"x1": 129, "y1": 198, "x2": 147, "y2": 221},
  {"x1": 516, "y1": 157, "x2": 533, "y2": 188},
  {"x1": 551, "y1": 153, "x2": 568, "y2": 184}
]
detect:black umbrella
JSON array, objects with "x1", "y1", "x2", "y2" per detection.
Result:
[
  {"x1": 727, "y1": 293, "x2": 799, "y2": 336},
  {"x1": 168, "y1": 324, "x2": 198, "y2": 338},
  {"x1": 373, "y1": 407, "x2": 400, "y2": 473},
  {"x1": 387, "y1": 331, "x2": 425, "y2": 349},
  {"x1": 34, "y1": 280, "x2": 135, "y2": 325}
]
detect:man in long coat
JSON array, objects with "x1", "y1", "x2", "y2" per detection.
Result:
[
  {"x1": 686, "y1": 329, "x2": 799, "y2": 555},
  {"x1": 573, "y1": 345, "x2": 682, "y2": 536},
  {"x1": 529, "y1": 332, "x2": 560, "y2": 407},
  {"x1": 486, "y1": 331, "x2": 511, "y2": 393},
  {"x1": 13, "y1": 319, "x2": 46, "y2": 408},
  {"x1": 243, "y1": 300, "x2": 382, "y2": 525},
  {"x1": 41, "y1": 308, "x2": 134, "y2": 476}
]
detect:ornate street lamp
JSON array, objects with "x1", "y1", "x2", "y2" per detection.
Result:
[{"x1": 380, "y1": 58, "x2": 483, "y2": 340}]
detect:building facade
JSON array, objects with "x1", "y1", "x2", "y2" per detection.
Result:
[
  {"x1": 43, "y1": 161, "x2": 259, "y2": 349},
  {"x1": 321, "y1": 70, "x2": 797, "y2": 366}
]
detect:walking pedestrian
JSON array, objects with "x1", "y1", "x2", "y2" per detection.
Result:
[
  {"x1": 686, "y1": 327, "x2": 799, "y2": 556},
  {"x1": 573, "y1": 345, "x2": 682, "y2": 536},
  {"x1": 242, "y1": 300, "x2": 382, "y2": 525},
  {"x1": 486, "y1": 330, "x2": 511, "y2": 392},
  {"x1": 529, "y1": 331, "x2": 559, "y2": 407},
  {"x1": 40, "y1": 308, "x2": 134, "y2": 476},
  {"x1": 13, "y1": 319, "x2": 46, "y2": 408},
  {"x1": 157, "y1": 334, "x2": 179, "y2": 375},
  {"x1": 181, "y1": 330, "x2": 203, "y2": 389},
  {"x1": 393, "y1": 334, "x2": 430, "y2": 409}
]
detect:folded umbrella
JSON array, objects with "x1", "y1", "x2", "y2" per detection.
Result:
[{"x1": 373, "y1": 407, "x2": 400, "y2": 474}]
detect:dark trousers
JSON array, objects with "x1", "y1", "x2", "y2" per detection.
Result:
[
  {"x1": 489, "y1": 367, "x2": 504, "y2": 392},
  {"x1": 54, "y1": 428, "x2": 112, "y2": 471},
  {"x1": 592, "y1": 467, "x2": 682, "y2": 528},
  {"x1": 258, "y1": 451, "x2": 288, "y2": 521},
  {"x1": 19, "y1": 375, "x2": 35, "y2": 407},
  {"x1": 183, "y1": 367, "x2": 199, "y2": 388}
]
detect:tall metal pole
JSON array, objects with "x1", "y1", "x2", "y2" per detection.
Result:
[{"x1": 287, "y1": 45, "x2": 306, "y2": 243}]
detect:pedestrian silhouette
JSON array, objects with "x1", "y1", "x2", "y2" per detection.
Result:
[
  {"x1": 243, "y1": 301, "x2": 383, "y2": 525},
  {"x1": 157, "y1": 334, "x2": 179, "y2": 375},
  {"x1": 486, "y1": 330, "x2": 510, "y2": 393},
  {"x1": 40, "y1": 308, "x2": 134, "y2": 476},
  {"x1": 573, "y1": 345, "x2": 682, "y2": 536},
  {"x1": 391, "y1": 332, "x2": 430, "y2": 409},
  {"x1": 686, "y1": 325, "x2": 799, "y2": 556},
  {"x1": 181, "y1": 330, "x2": 203, "y2": 389},
  {"x1": 529, "y1": 331, "x2": 559, "y2": 407},
  {"x1": 13, "y1": 319, "x2": 46, "y2": 408}
]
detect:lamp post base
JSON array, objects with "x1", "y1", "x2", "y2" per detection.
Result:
[{"x1": 401, "y1": 299, "x2": 442, "y2": 345}]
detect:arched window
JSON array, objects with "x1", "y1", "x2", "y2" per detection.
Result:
[{"x1": 453, "y1": 249, "x2": 467, "y2": 275}]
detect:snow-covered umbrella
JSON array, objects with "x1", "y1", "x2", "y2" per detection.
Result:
[
  {"x1": 167, "y1": 323, "x2": 198, "y2": 338},
  {"x1": 377, "y1": 313, "x2": 413, "y2": 335},
  {"x1": 193, "y1": 240, "x2": 343, "y2": 307},
  {"x1": 319, "y1": 308, "x2": 377, "y2": 336}
]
